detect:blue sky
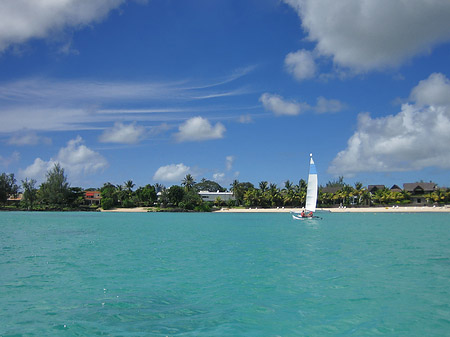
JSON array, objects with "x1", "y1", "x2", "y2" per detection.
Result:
[{"x1": 1, "y1": 0, "x2": 450, "y2": 189}]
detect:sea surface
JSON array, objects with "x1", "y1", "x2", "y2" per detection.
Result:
[{"x1": 1, "y1": 211, "x2": 450, "y2": 336}]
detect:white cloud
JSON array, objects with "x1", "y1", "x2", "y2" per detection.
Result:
[
  {"x1": 409, "y1": 73, "x2": 450, "y2": 107},
  {"x1": 0, "y1": 107, "x2": 90, "y2": 133},
  {"x1": 7, "y1": 131, "x2": 51, "y2": 146},
  {"x1": 19, "y1": 136, "x2": 108, "y2": 183},
  {"x1": 260, "y1": 93, "x2": 306, "y2": 116},
  {"x1": 284, "y1": 49, "x2": 317, "y2": 81},
  {"x1": 284, "y1": 0, "x2": 450, "y2": 72},
  {"x1": 226, "y1": 155, "x2": 234, "y2": 171},
  {"x1": 213, "y1": 172, "x2": 225, "y2": 182},
  {"x1": 174, "y1": 116, "x2": 225, "y2": 142},
  {"x1": 0, "y1": 0, "x2": 133, "y2": 53},
  {"x1": 314, "y1": 96, "x2": 345, "y2": 114},
  {"x1": 329, "y1": 73, "x2": 450, "y2": 176},
  {"x1": 19, "y1": 157, "x2": 50, "y2": 182},
  {"x1": 56, "y1": 136, "x2": 108, "y2": 176},
  {"x1": 0, "y1": 151, "x2": 20, "y2": 167},
  {"x1": 153, "y1": 163, "x2": 190, "y2": 182},
  {"x1": 99, "y1": 122, "x2": 147, "y2": 144},
  {"x1": 260, "y1": 93, "x2": 344, "y2": 115},
  {"x1": 0, "y1": 76, "x2": 246, "y2": 134},
  {"x1": 238, "y1": 115, "x2": 253, "y2": 124}
]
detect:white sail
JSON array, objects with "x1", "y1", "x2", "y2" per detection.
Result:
[{"x1": 305, "y1": 154, "x2": 318, "y2": 213}]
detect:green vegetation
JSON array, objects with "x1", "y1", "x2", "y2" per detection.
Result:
[
  {"x1": 0, "y1": 173, "x2": 19, "y2": 205},
  {"x1": 1, "y1": 167, "x2": 449, "y2": 212}
]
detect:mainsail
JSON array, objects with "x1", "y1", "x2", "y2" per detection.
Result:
[{"x1": 305, "y1": 154, "x2": 318, "y2": 213}]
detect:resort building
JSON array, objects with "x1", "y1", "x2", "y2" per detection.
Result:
[
  {"x1": 390, "y1": 185, "x2": 402, "y2": 193},
  {"x1": 6, "y1": 193, "x2": 22, "y2": 206},
  {"x1": 403, "y1": 182, "x2": 437, "y2": 205},
  {"x1": 84, "y1": 191, "x2": 102, "y2": 206},
  {"x1": 367, "y1": 185, "x2": 385, "y2": 193},
  {"x1": 198, "y1": 190, "x2": 235, "y2": 202}
]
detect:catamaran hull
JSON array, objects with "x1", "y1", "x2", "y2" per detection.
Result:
[{"x1": 290, "y1": 212, "x2": 316, "y2": 220}]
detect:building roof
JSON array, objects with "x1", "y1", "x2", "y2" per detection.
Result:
[
  {"x1": 403, "y1": 182, "x2": 436, "y2": 193},
  {"x1": 320, "y1": 186, "x2": 341, "y2": 194},
  {"x1": 198, "y1": 190, "x2": 233, "y2": 195},
  {"x1": 84, "y1": 191, "x2": 101, "y2": 199},
  {"x1": 367, "y1": 185, "x2": 385, "y2": 193}
]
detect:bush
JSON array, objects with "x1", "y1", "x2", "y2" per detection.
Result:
[
  {"x1": 122, "y1": 198, "x2": 135, "y2": 208},
  {"x1": 194, "y1": 203, "x2": 212, "y2": 212},
  {"x1": 101, "y1": 197, "x2": 115, "y2": 210}
]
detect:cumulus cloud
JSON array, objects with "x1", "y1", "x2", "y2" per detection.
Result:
[
  {"x1": 153, "y1": 163, "x2": 190, "y2": 182},
  {"x1": 19, "y1": 136, "x2": 108, "y2": 182},
  {"x1": 19, "y1": 157, "x2": 49, "y2": 182},
  {"x1": 329, "y1": 73, "x2": 450, "y2": 176},
  {"x1": 284, "y1": 0, "x2": 450, "y2": 72},
  {"x1": 260, "y1": 93, "x2": 305, "y2": 116},
  {"x1": 0, "y1": 0, "x2": 135, "y2": 53},
  {"x1": 284, "y1": 49, "x2": 317, "y2": 81},
  {"x1": 409, "y1": 73, "x2": 450, "y2": 107},
  {"x1": 174, "y1": 116, "x2": 225, "y2": 142},
  {"x1": 57, "y1": 136, "x2": 108, "y2": 175},
  {"x1": 7, "y1": 130, "x2": 51, "y2": 146},
  {"x1": 99, "y1": 122, "x2": 147, "y2": 144}
]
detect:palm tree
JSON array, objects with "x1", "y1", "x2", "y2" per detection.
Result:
[
  {"x1": 283, "y1": 180, "x2": 294, "y2": 193},
  {"x1": 124, "y1": 180, "x2": 135, "y2": 192},
  {"x1": 244, "y1": 189, "x2": 261, "y2": 207},
  {"x1": 154, "y1": 183, "x2": 165, "y2": 193},
  {"x1": 182, "y1": 174, "x2": 195, "y2": 191},
  {"x1": 231, "y1": 179, "x2": 240, "y2": 194},
  {"x1": 230, "y1": 179, "x2": 241, "y2": 205},
  {"x1": 354, "y1": 182, "x2": 364, "y2": 205},
  {"x1": 360, "y1": 190, "x2": 372, "y2": 206},
  {"x1": 259, "y1": 181, "x2": 268, "y2": 193},
  {"x1": 298, "y1": 179, "x2": 307, "y2": 193}
]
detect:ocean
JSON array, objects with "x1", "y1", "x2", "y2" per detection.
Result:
[{"x1": 1, "y1": 211, "x2": 449, "y2": 336}]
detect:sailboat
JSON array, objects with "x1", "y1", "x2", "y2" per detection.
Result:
[{"x1": 291, "y1": 153, "x2": 318, "y2": 220}]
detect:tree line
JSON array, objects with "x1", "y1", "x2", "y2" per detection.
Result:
[{"x1": 1, "y1": 165, "x2": 449, "y2": 211}]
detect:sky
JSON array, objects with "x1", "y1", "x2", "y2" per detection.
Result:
[{"x1": 1, "y1": 0, "x2": 450, "y2": 189}]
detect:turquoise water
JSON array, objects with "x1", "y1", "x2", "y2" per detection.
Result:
[{"x1": 1, "y1": 212, "x2": 450, "y2": 336}]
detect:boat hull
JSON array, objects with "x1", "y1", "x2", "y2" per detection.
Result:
[{"x1": 290, "y1": 211, "x2": 316, "y2": 220}]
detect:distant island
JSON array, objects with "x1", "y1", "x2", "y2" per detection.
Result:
[{"x1": 1, "y1": 164, "x2": 449, "y2": 212}]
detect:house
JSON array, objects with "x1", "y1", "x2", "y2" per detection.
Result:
[
  {"x1": 84, "y1": 191, "x2": 101, "y2": 206},
  {"x1": 198, "y1": 190, "x2": 235, "y2": 202},
  {"x1": 390, "y1": 184, "x2": 402, "y2": 193},
  {"x1": 403, "y1": 182, "x2": 437, "y2": 205},
  {"x1": 367, "y1": 185, "x2": 385, "y2": 193},
  {"x1": 6, "y1": 193, "x2": 23, "y2": 206},
  {"x1": 319, "y1": 186, "x2": 343, "y2": 206}
]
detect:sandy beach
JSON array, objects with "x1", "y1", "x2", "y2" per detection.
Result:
[
  {"x1": 101, "y1": 206, "x2": 450, "y2": 213},
  {"x1": 215, "y1": 206, "x2": 450, "y2": 213},
  {"x1": 100, "y1": 207, "x2": 151, "y2": 213}
]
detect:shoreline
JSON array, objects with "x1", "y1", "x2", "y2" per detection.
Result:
[
  {"x1": 214, "y1": 206, "x2": 450, "y2": 213},
  {"x1": 99, "y1": 206, "x2": 450, "y2": 213}
]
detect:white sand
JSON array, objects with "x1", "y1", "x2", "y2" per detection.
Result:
[
  {"x1": 214, "y1": 206, "x2": 450, "y2": 213},
  {"x1": 100, "y1": 206, "x2": 450, "y2": 213},
  {"x1": 100, "y1": 207, "x2": 150, "y2": 213}
]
